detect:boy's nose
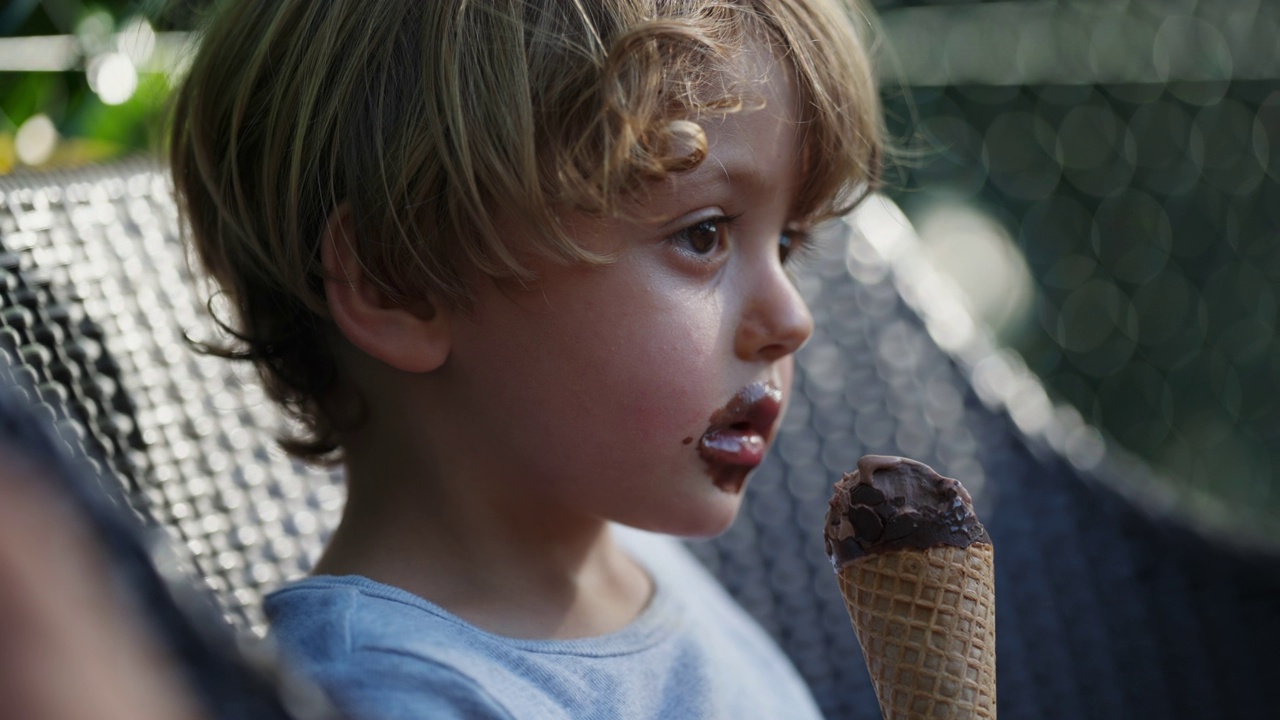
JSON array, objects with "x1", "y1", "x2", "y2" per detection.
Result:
[{"x1": 734, "y1": 261, "x2": 815, "y2": 363}]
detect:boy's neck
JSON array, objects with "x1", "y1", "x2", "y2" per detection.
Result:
[{"x1": 310, "y1": 452, "x2": 655, "y2": 641}]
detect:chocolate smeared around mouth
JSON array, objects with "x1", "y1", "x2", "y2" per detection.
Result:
[
  {"x1": 824, "y1": 455, "x2": 990, "y2": 570},
  {"x1": 697, "y1": 382, "x2": 781, "y2": 473},
  {"x1": 703, "y1": 382, "x2": 781, "y2": 436}
]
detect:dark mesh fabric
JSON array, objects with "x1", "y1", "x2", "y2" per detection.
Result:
[
  {"x1": 0, "y1": 356, "x2": 342, "y2": 720},
  {"x1": 0, "y1": 160, "x2": 345, "y2": 630}
]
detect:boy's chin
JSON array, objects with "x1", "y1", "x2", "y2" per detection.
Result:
[{"x1": 640, "y1": 494, "x2": 746, "y2": 540}]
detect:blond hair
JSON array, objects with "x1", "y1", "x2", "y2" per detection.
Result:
[{"x1": 170, "y1": 0, "x2": 883, "y2": 462}]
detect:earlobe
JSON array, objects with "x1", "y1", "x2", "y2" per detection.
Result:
[{"x1": 320, "y1": 205, "x2": 450, "y2": 373}]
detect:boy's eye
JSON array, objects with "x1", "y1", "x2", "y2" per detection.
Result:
[
  {"x1": 779, "y1": 229, "x2": 810, "y2": 264},
  {"x1": 671, "y1": 216, "x2": 732, "y2": 258}
]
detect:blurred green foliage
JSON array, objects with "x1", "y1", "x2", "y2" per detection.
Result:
[{"x1": 0, "y1": 0, "x2": 192, "y2": 171}]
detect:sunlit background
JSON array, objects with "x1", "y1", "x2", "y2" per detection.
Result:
[
  {"x1": 1, "y1": 0, "x2": 1277, "y2": 540},
  {"x1": 870, "y1": 0, "x2": 1279, "y2": 543}
]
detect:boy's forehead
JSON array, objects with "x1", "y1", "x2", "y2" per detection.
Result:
[
  {"x1": 694, "y1": 36, "x2": 798, "y2": 120},
  {"x1": 655, "y1": 48, "x2": 801, "y2": 202}
]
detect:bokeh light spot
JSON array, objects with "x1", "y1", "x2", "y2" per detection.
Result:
[
  {"x1": 1129, "y1": 101, "x2": 1205, "y2": 195},
  {"x1": 1091, "y1": 190, "x2": 1171, "y2": 284},
  {"x1": 984, "y1": 111, "x2": 1061, "y2": 200},
  {"x1": 14, "y1": 114, "x2": 57, "y2": 166},
  {"x1": 1058, "y1": 102, "x2": 1136, "y2": 196},
  {"x1": 1056, "y1": 279, "x2": 1126, "y2": 353},
  {"x1": 915, "y1": 202, "x2": 1035, "y2": 340},
  {"x1": 1132, "y1": 270, "x2": 1196, "y2": 348},
  {"x1": 116, "y1": 17, "x2": 157, "y2": 65},
  {"x1": 1153, "y1": 15, "x2": 1233, "y2": 85},
  {"x1": 1196, "y1": 100, "x2": 1267, "y2": 195},
  {"x1": 87, "y1": 52, "x2": 139, "y2": 106}
]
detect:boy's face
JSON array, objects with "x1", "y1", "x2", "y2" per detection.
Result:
[{"x1": 436, "y1": 46, "x2": 814, "y2": 537}]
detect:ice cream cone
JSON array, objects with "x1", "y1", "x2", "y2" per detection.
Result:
[
  {"x1": 825, "y1": 456, "x2": 996, "y2": 719},
  {"x1": 836, "y1": 544, "x2": 996, "y2": 719}
]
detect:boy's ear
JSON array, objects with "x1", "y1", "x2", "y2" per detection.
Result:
[{"x1": 320, "y1": 206, "x2": 450, "y2": 373}]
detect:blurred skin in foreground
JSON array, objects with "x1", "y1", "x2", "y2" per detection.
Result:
[{"x1": 0, "y1": 449, "x2": 205, "y2": 720}]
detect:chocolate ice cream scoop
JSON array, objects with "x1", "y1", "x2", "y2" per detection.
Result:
[{"x1": 825, "y1": 455, "x2": 990, "y2": 569}]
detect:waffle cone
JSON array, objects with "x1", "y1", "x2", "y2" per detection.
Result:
[{"x1": 836, "y1": 543, "x2": 996, "y2": 719}]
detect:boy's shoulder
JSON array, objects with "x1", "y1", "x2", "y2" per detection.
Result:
[
  {"x1": 266, "y1": 576, "x2": 529, "y2": 719},
  {"x1": 266, "y1": 574, "x2": 487, "y2": 654},
  {"x1": 264, "y1": 528, "x2": 704, "y2": 660},
  {"x1": 265, "y1": 529, "x2": 824, "y2": 720}
]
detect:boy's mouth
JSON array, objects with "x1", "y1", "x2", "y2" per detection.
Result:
[{"x1": 698, "y1": 381, "x2": 782, "y2": 491}]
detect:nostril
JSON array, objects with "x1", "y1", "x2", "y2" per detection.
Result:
[{"x1": 733, "y1": 273, "x2": 814, "y2": 362}]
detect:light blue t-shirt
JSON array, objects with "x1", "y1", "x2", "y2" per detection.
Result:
[{"x1": 265, "y1": 526, "x2": 824, "y2": 719}]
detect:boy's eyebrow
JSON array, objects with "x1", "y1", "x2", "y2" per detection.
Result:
[
  {"x1": 670, "y1": 154, "x2": 770, "y2": 199},
  {"x1": 643, "y1": 156, "x2": 792, "y2": 230}
]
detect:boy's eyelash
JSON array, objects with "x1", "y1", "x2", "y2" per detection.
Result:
[
  {"x1": 780, "y1": 228, "x2": 819, "y2": 266},
  {"x1": 669, "y1": 214, "x2": 739, "y2": 260},
  {"x1": 667, "y1": 216, "x2": 820, "y2": 268}
]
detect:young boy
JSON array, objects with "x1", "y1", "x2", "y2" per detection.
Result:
[{"x1": 171, "y1": 0, "x2": 881, "y2": 717}]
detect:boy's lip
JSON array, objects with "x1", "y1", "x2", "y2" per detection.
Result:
[{"x1": 698, "y1": 381, "x2": 783, "y2": 489}]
